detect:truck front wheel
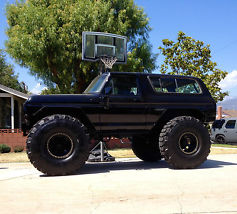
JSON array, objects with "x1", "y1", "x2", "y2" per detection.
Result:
[
  {"x1": 159, "y1": 116, "x2": 211, "y2": 169},
  {"x1": 26, "y1": 114, "x2": 89, "y2": 176},
  {"x1": 132, "y1": 135, "x2": 162, "y2": 162}
]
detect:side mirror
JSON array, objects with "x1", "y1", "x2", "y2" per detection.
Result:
[{"x1": 104, "y1": 86, "x2": 112, "y2": 95}]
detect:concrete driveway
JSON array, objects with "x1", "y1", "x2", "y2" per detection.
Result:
[{"x1": 0, "y1": 154, "x2": 237, "y2": 214}]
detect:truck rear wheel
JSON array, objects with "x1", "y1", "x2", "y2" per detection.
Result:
[
  {"x1": 132, "y1": 135, "x2": 162, "y2": 162},
  {"x1": 26, "y1": 114, "x2": 89, "y2": 176},
  {"x1": 159, "y1": 116, "x2": 210, "y2": 169}
]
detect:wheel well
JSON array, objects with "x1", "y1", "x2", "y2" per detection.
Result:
[
  {"x1": 215, "y1": 134, "x2": 225, "y2": 139},
  {"x1": 151, "y1": 109, "x2": 205, "y2": 134},
  {"x1": 30, "y1": 107, "x2": 95, "y2": 135}
]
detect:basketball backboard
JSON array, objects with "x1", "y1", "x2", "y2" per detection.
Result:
[{"x1": 82, "y1": 32, "x2": 127, "y2": 64}]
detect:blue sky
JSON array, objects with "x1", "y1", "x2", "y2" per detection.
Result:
[{"x1": 1, "y1": 0, "x2": 237, "y2": 99}]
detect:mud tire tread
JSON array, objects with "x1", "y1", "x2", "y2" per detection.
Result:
[
  {"x1": 26, "y1": 114, "x2": 89, "y2": 176},
  {"x1": 159, "y1": 116, "x2": 211, "y2": 169}
]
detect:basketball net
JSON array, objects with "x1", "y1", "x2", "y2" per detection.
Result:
[{"x1": 100, "y1": 56, "x2": 117, "y2": 70}]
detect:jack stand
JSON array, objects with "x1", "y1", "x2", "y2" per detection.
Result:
[
  {"x1": 87, "y1": 141, "x2": 115, "y2": 162},
  {"x1": 100, "y1": 141, "x2": 104, "y2": 161}
]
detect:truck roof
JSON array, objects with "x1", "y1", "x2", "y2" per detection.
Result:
[{"x1": 108, "y1": 72, "x2": 201, "y2": 80}]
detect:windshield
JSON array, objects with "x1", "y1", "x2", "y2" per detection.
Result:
[
  {"x1": 212, "y1": 119, "x2": 225, "y2": 129},
  {"x1": 84, "y1": 74, "x2": 108, "y2": 94}
]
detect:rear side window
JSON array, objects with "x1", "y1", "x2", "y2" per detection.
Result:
[
  {"x1": 176, "y1": 79, "x2": 201, "y2": 94},
  {"x1": 225, "y1": 120, "x2": 236, "y2": 129},
  {"x1": 150, "y1": 78, "x2": 162, "y2": 92},
  {"x1": 161, "y1": 78, "x2": 176, "y2": 93},
  {"x1": 149, "y1": 77, "x2": 201, "y2": 94}
]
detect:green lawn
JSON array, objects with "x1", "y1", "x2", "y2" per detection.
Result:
[
  {"x1": 0, "y1": 145, "x2": 237, "y2": 163},
  {"x1": 211, "y1": 143, "x2": 237, "y2": 148}
]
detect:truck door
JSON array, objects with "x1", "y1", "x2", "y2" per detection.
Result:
[
  {"x1": 224, "y1": 119, "x2": 237, "y2": 142},
  {"x1": 99, "y1": 75, "x2": 146, "y2": 131}
]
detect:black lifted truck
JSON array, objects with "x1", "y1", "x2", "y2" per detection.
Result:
[{"x1": 23, "y1": 72, "x2": 216, "y2": 175}]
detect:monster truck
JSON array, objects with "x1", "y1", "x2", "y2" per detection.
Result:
[{"x1": 22, "y1": 72, "x2": 216, "y2": 175}]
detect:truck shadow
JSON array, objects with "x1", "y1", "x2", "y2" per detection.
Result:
[
  {"x1": 76, "y1": 158, "x2": 237, "y2": 175},
  {"x1": 78, "y1": 160, "x2": 168, "y2": 175},
  {"x1": 199, "y1": 159, "x2": 237, "y2": 169}
]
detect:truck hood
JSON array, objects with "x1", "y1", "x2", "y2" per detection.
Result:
[{"x1": 26, "y1": 94, "x2": 99, "y2": 104}]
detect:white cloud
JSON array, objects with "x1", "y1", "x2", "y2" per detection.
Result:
[
  {"x1": 221, "y1": 95, "x2": 234, "y2": 102},
  {"x1": 219, "y1": 70, "x2": 237, "y2": 90},
  {"x1": 30, "y1": 83, "x2": 47, "y2": 95}
]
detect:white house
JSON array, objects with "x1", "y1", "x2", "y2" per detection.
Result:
[{"x1": 0, "y1": 84, "x2": 29, "y2": 129}]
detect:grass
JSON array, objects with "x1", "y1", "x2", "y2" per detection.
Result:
[
  {"x1": 0, "y1": 152, "x2": 29, "y2": 163},
  {"x1": 210, "y1": 147, "x2": 237, "y2": 154},
  {"x1": 108, "y1": 148, "x2": 136, "y2": 158},
  {"x1": 0, "y1": 145, "x2": 237, "y2": 163},
  {"x1": 0, "y1": 149, "x2": 136, "y2": 163},
  {"x1": 211, "y1": 143, "x2": 237, "y2": 148}
]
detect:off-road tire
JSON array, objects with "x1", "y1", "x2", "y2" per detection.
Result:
[
  {"x1": 26, "y1": 114, "x2": 89, "y2": 176},
  {"x1": 132, "y1": 135, "x2": 162, "y2": 162},
  {"x1": 159, "y1": 116, "x2": 210, "y2": 169}
]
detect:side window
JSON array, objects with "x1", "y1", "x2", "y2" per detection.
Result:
[
  {"x1": 225, "y1": 120, "x2": 236, "y2": 129},
  {"x1": 149, "y1": 77, "x2": 176, "y2": 93},
  {"x1": 150, "y1": 76, "x2": 202, "y2": 94},
  {"x1": 106, "y1": 76, "x2": 139, "y2": 96},
  {"x1": 161, "y1": 78, "x2": 176, "y2": 93},
  {"x1": 176, "y1": 79, "x2": 201, "y2": 94},
  {"x1": 150, "y1": 78, "x2": 162, "y2": 92}
]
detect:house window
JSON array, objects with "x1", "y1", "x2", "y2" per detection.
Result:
[{"x1": 0, "y1": 97, "x2": 11, "y2": 129}]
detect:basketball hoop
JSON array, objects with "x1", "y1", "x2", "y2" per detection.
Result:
[{"x1": 100, "y1": 56, "x2": 117, "y2": 70}]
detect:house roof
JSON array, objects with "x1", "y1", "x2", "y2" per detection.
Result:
[
  {"x1": 0, "y1": 84, "x2": 29, "y2": 100},
  {"x1": 222, "y1": 109, "x2": 237, "y2": 118}
]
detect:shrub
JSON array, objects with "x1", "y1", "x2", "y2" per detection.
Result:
[
  {"x1": 14, "y1": 146, "x2": 24, "y2": 153},
  {"x1": 0, "y1": 144, "x2": 11, "y2": 153}
]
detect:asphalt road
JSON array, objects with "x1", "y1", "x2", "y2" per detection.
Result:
[{"x1": 1, "y1": 154, "x2": 237, "y2": 214}]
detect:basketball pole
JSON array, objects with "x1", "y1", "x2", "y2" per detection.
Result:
[
  {"x1": 99, "y1": 60, "x2": 104, "y2": 74},
  {"x1": 82, "y1": 32, "x2": 126, "y2": 162}
]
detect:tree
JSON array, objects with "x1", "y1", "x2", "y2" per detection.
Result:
[
  {"x1": 6, "y1": 0, "x2": 157, "y2": 94},
  {"x1": 158, "y1": 31, "x2": 228, "y2": 102},
  {"x1": 0, "y1": 49, "x2": 27, "y2": 128},
  {"x1": 0, "y1": 49, "x2": 26, "y2": 93}
]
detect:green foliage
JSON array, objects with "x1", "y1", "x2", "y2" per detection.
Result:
[
  {"x1": 6, "y1": 0, "x2": 157, "y2": 94},
  {"x1": 0, "y1": 144, "x2": 11, "y2": 153},
  {"x1": 0, "y1": 50, "x2": 26, "y2": 93},
  {"x1": 13, "y1": 145, "x2": 24, "y2": 153},
  {"x1": 115, "y1": 40, "x2": 157, "y2": 73},
  {"x1": 158, "y1": 31, "x2": 228, "y2": 102}
]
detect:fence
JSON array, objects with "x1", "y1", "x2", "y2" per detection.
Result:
[
  {"x1": 0, "y1": 129, "x2": 26, "y2": 151},
  {"x1": 0, "y1": 129, "x2": 131, "y2": 152}
]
